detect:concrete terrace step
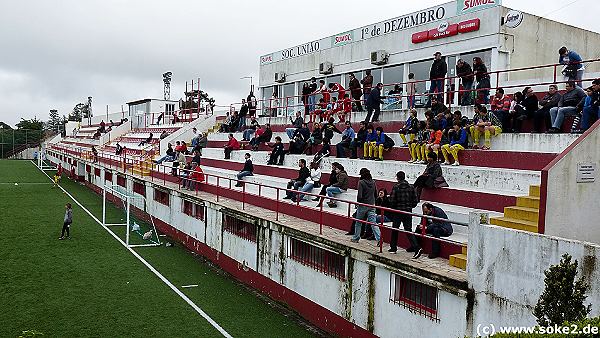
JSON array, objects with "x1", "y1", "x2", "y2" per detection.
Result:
[
  {"x1": 516, "y1": 195, "x2": 540, "y2": 209},
  {"x1": 504, "y1": 206, "x2": 539, "y2": 222},
  {"x1": 201, "y1": 148, "x2": 540, "y2": 195},
  {"x1": 449, "y1": 253, "x2": 467, "y2": 270},
  {"x1": 490, "y1": 217, "x2": 539, "y2": 233},
  {"x1": 198, "y1": 154, "x2": 524, "y2": 213},
  {"x1": 208, "y1": 131, "x2": 579, "y2": 154},
  {"x1": 206, "y1": 139, "x2": 556, "y2": 171},
  {"x1": 198, "y1": 165, "x2": 484, "y2": 245}
]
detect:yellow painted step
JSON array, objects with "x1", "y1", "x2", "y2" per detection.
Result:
[
  {"x1": 490, "y1": 217, "x2": 538, "y2": 233},
  {"x1": 504, "y1": 206, "x2": 539, "y2": 223},
  {"x1": 461, "y1": 245, "x2": 467, "y2": 255},
  {"x1": 516, "y1": 196, "x2": 540, "y2": 209},
  {"x1": 529, "y1": 185, "x2": 540, "y2": 197},
  {"x1": 449, "y1": 254, "x2": 467, "y2": 270}
]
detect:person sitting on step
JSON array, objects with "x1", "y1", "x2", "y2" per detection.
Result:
[
  {"x1": 413, "y1": 152, "x2": 447, "y2": 201},
  {"x1": 470, "y1": 104, "x2": 502, "y2": 150},
  {"x1": 413, "y1": 203, "x2": 453, "y2": 259},
  {"x1": 284, "y1": 159, "x2": 310, "y2": 200},
  {"x1": 399, "y1": 109, "x2": 419, "y2": 146},
  {"x1": 324, "y1": 162, "x2": 348, "y2": 208},
  {"x1": 267, "y1": 136, "x2": 285, "y2": 165},
  {"x1": 441, "y1": 121, "x2": 468, "y2": 166},
  {"x1": 235, "y1": 153, "x2": 254, "y2": 187},
  {"x1": 408, "y1": 121, "x2": 429, "y2": 164}
]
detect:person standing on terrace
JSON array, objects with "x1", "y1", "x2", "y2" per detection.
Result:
[
  {"x1": 247, "y1": 91, "x2": 257, "y2": 117},
  {"x1": 428, "y1": 51, "x2": 447, "y2": 106},
  {"x1": 350, "y1": 168, "x2": 380, "y2": 245},
  {"x1": 348, "y1": 73, "x2": 363, "y2": 112},
  {"x1": 365, "y1": 83, "x2": 384, "y2": 123},
  {"x1": 456, "y1": 59, "x2": 474, "y2": 106},
  {"x1": 238, "y1": 99, "x2": 248, "y2": 132},
  {"x1": 473, "y1": 57, "x2": 490, "y2": 104},
  {"x1": 361, "y1": 70, "x2": 373, "y2": 108},
  {"x1": 559, "y1": 46, "x2": 585, "y2": 87},
  {"x1": 308, "y1": 77, "x2": 318, "y2": 113},
  {"x1": 388, "y1": 171, "x2": 419, "y2": 254}
]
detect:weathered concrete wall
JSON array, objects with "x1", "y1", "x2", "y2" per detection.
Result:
[
  {"x1": 468, "y1": 221, "x2": 600, "y2": 337},
  {"x1": 544, "y1": 123, "x2": 600, "y2": 244}
]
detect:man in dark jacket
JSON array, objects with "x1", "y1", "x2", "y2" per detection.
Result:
[
  {"x1": 456, "y1": 59, "x2": 474, "y2": 106},
  {"x1": 365, "y1": 83, "x2": 384, "y2": 123},
  {"x1": 361, "y1": 70, "x2": 374, "y2": 107},
  {"x1": 235, "y1": 153, "x2": 254, "y2": 187},
  {"x1": 350, "y1": 121, "x2": 367, "y2": 159},
  {"x1": 286, "y1": 111, "x2": 304, "y2": 139},
  {"x1": 413, "y1": 152, "x2": 444, "y2": 201},
  {"x1": 351, "y1": 168, "x2": 379, "y2": 244},
  {"x1": 284, "y1": 159, "x2": 310, "y2": 199},
  {"x1": 267, "y1": 136, "x2": 285, "y2": 165},
  {"x1": 348, "y1": 73, "x2": 363, "y2": 111},
  {"x1": 238, "y1": 99, "x2": 248, "y2": 131},
  {"x1": 429, "y1": 51, "x2": 447, "y2": 105},
  {"x1": 549, "y1": 81, "x2": 586, "y2": 132},
  {"x1": 414, "y1": 203, "x2": 453, "y2": 259},
  {"x1": 388, "y1": 171, "x2": 419, "y2": 254},
  {"x1": 534, "y1": 85, "x2": 561, "y2": 132}
]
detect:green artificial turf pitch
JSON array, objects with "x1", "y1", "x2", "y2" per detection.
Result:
[{"x1": 0, "y1": 160, "x2": 320, "y2": 338}]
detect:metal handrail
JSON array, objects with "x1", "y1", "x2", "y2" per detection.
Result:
[{"x1": 48, "y1": 144, "x2": 468, "y2": 254}]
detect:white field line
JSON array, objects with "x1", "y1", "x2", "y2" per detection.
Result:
[
  {"x1": 30, "y1": 161, "x2": 233, "y2": 338},
  {"x1": 0, "y1": 182, "x2": 53, "y2": 185},
  {"x1": 181, "y1": 284, "x2": 199, "y2": 288}
]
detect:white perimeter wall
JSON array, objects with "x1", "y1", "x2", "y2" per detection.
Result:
[
  {"x1": 544, "y1": 122, "x2": 600, "y2": 244},
  {"x1": 45, "y1": 150, "x2": 469, "y2": 338},
  {"x1": 468, "y1": 221, "x2": 600, "y2": 337}
]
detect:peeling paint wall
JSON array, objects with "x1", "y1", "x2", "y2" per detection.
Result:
[
  {"x1": 468, "y1": 222, "x2": 600, "y2": 337},
  {"x1": 47, "y1": 152, "x2": 470, "y2": 338}
]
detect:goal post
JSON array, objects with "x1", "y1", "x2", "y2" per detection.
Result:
[
  {"x1": 37, "y1": 144, "x2": 55, "y2": 171},
  {"x1": 102, "y1": 184, "x2": 161, "y2": 248}
]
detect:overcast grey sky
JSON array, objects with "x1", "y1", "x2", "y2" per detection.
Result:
[{"x1": 0, "y1": 0, "x2": 597, "y2": 126}]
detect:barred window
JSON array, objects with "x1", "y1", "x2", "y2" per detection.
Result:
[
  {"x1": 390, "y1": 274, "x2": 439, "y2": 321},
  {"x1": 154, "y1": 189, "x2": 170, "y2": 206},
  {"x1": 133, "y1": 182, "x2": 145, "y2": 196},
  {"x1": 117, "y1": 175, "x2": 126, "y2": 187},
  {"x1": 182, "y1": 200, "x2": 205, "y2": 221},
  {"x1": 223, "y1": 215, "x2": 256, "y2": 242},
  {"x1": 104, "y1": 171, "x2": 113, "y2": 182},
  {"x1": 94, "y1": 168, "x2": 101, "y2": 177},
  {"x1": 288, "y1": 237, "x2": 345, "y2": 280},
  {"x1": 86, "y1": 165, "x2": 91, "y2": 173}
]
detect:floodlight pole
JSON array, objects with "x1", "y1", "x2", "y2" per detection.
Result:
[{"x1": 126, "y1": 196, "x2": 131, "y2": 246}]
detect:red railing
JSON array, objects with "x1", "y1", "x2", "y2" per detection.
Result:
[
  {"x1": 48, "y1": 144, "x2": 468, "y2": 256},
  {"x1": 224, "y1": 58, "x2": 600, "y2": 124}
]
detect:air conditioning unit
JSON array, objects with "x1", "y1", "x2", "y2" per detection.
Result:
[
  {"x1": 319, "y1": 61, "x2": 333, "y2": 75},
  {"x1": 371, "y1": 50, "x2": 389, "y2": 65},
  {"x1": 274, "y1": 72, "x2": 286, "y2": 83}
]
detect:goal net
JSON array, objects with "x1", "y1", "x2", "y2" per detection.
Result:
[
  {"x1": 102, "y1": 184, "x2": 161, "y2": 248},
  {"x1": 37, "y1": 144, "x2": 55, "y2": 171}
]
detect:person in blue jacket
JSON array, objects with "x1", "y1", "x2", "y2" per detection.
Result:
[
  {"x1": 365, "y1": 83, "x2": 384, "y2": 123},
  {"x1": 363, "y1": 125, "x2": 385, "y2": 160},
  {"x1": 559, "y1": 46, "x2": 584, "y2": 87},
  {"x1": 441, "y1": 121, "x2": 468, "y2": 166}
]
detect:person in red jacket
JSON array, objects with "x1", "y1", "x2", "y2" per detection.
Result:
[
  {"x1": 224, "y1": 133, "x2": 240, "y2": 159},
  {"x1": 340, "y1": 94, "x2": 352, "y2": 122},
  {"x1": 328, "y1": 82, "x2": 346, "y2": 100},
  {"x1": 187, "y1": 162, "x2": 205, "y2": 191}
]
